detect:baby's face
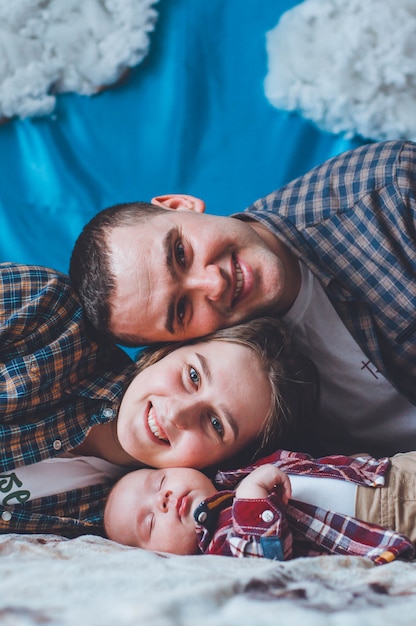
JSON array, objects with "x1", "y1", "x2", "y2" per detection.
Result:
[{"x1": 104, "y1": 467, "x2": 217, "y2": 554}]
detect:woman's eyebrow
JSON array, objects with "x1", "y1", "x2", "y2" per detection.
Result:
[{"x1": 195, "y1": 352, "x2": 212, "y2": 383}]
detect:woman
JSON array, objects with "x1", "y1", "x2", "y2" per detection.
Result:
[{"x1": 0, "y1": 263, "x2": 317, "y2": 537}]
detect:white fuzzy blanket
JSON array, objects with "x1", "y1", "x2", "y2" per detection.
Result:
[
  {"x1": 0, "y1": 0, "x2": 158, "y2": 119},
  {"x1": 265, "y1": 0, "x2": 416, "y2": 141},
  {"x1": 2, "y1": 533, "x2": 416, "y2": 625}
]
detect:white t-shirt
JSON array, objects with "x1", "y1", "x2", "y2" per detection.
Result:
[
  {"x1": 289, "y1": 474, "x2": 356, "y2": 516},
  {"x1": 284, "y1": 262, "x2": 416, "y2": 455},
  {"x1": 0, "y1": 455, "x2": 126, "y2": 505}
]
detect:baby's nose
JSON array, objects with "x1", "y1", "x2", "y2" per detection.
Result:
[{"x1": 157, "y1": 490, "x2": 176, "y2": 512}]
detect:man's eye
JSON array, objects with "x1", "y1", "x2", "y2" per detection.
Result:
[
  {"x1": 175, "y1": 241, "x2": 186, "y2": 267},
  {"x1": 189, "y1": 366, "x2": 200, "y2": 386},
  {"x1": 177, "y1": 298, "x2": 186, "y2": 324},
  {"x1": 210, "y1": 415, "x2": 224, "y2": 437}
]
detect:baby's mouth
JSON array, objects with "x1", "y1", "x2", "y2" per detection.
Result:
[
  {"x1": 147, "y1": 405, "x2": 169, "y2": 443},
  {"x1": 177, "y1": 495, "x2": 190, "y2": 519}
]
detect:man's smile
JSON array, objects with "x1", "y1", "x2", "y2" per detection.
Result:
[
  {"x1": 232, "y1": 256, "x2": 243, "y2": 306},
  {"x1": 231, "y1": 254, "x2": 254, "y2": 310}
]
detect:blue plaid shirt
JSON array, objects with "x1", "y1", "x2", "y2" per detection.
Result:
[
  {"x1": 0, "y1": 263, "x2": 136, "y2": 536},
  {"x1": 234, "y1": 140, "x2": 416, "y2": 456}
]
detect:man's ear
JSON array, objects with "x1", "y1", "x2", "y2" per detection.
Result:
[{"x1": 151, "y1": 194, "x2": 205, "y2": 213}]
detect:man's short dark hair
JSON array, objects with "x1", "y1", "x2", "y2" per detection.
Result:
[{"x1": 69, "y1": 201, "x2": 166, "y2": 343}]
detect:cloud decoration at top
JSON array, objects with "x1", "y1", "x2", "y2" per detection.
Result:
[
  {"x1": 264, "y1": 0, "x2": 416, "y2": 141},
  {"x1": 0, "y1": 0, "x2": 159, "y2": 120}
]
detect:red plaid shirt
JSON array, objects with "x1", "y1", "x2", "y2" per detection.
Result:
[{"x1": 194, "y1": 451, "x2": 414, "y2": 565}]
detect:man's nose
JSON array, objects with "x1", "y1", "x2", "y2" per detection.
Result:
[{"x1": 185, "y1": 265, "x2": 226, "y2": 301}]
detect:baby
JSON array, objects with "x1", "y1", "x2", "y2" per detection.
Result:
[{"x1": 103, "y1": 450, "x2": 416, "y2": 565}]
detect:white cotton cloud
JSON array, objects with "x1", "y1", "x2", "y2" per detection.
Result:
[
  {"x1": 265, "y1": 0, "x2": 416, "y2": 141},
  {"x1": 0, "y1": 0, "x2": 159, "y2": 119}
]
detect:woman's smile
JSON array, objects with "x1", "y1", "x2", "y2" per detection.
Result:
[
  {"x1": 147, "y1": 404, "x2": 169, "y2": 444},
  {"x1": 116, "y1": 339, "x2": 272, "y2": 469}
]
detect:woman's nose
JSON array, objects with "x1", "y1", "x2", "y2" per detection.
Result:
[
  {"x1": 168, "y1": 397, "x2": 197, "y2": 430},
  {"x1": 171, "y1": 410, "x2": 190, "y2": 430}
]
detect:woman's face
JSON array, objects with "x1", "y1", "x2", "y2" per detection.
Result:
[{"x1": 117, "y1": 340, "x2": 272, "y2": 469}]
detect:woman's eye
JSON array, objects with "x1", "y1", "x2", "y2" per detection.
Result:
[
  {"x1": 175, "y1": 241, "x2": 186, "y2": 267},
  {"x1": 189, "y1": 366, "x2": 200, "y2": 386},
  {"x1": 210, "y1": 415, "x2": 224, "y2": 437}
]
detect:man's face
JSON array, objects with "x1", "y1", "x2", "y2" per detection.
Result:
[
  {"x1": 108, "y1": 201, "x2": 291, "y2": 343},
  {"x1": 104, "y1": 467, "x2": 217, "y2": 553}
]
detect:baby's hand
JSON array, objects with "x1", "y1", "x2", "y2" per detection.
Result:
[{"x1": 235, "y1": 464, "x2": 292, "y2": 505}]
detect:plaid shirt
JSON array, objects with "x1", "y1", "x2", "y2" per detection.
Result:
[
  {"x1": 0, "y1": 263, "x2": 136, "y2": 536},
  {"x1": 234, "y1": 140, "x2": 416, "y2": 455},
  {"x1": 194, "y1": 451, "x2": 414, "y2": 565}
]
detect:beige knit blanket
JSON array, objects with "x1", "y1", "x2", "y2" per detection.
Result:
[{"x1": 1, "y1": 533, "x2": 416, "y2": 625}]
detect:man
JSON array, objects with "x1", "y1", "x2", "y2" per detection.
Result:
[{"x1": 69, "y1": 140, "x2": 416, "y2": 456}]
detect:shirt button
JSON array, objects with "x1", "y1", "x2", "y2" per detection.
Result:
[
  {"x1": 103, "y1": 408, "x2": 114, "y2": 418},
  {"x1": 261, "y1": 510, "x2": 274, "y2": 523},
  {"x1": 197, "y1": 511, "x2": 207, "y2": 523},
  {"x1": 53, "y1": 439, "x2": 62, "y2": 451},
  {"x1": 1, "y1": 511, "x2": 12, "y2": 522}
]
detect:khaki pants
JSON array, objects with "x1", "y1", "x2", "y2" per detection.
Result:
[{"x1": 356, "y1": 451, "x2": 416, "y2": 544}]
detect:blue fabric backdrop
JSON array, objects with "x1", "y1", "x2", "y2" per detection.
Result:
[{"x1": 0, "y1": 0, "x2": 367, "y2": 275}]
